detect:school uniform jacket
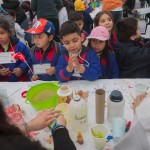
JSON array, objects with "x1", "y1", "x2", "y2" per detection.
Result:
[
  {"x1": 31, "y1": 41, "x2": 59, "y2": 81},
  {"x1": 0, "y1": 37, "x2": 31, "y2": 82},
  {"x1": 116, "y1": 39, "x2": 150, "y2": 78},
  {"x1": 56, "y1": 45, "x2": 101, "y2": 82},
  {"x1": 108, "y1": 32, "x2": 117, "y2": 52},
  {"x1": 100, "y1": 51, "x2": 119, "y2": 79}
]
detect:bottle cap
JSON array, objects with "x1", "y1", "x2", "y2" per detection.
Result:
[
  {"x1": 59, "y1": 85, "x2": 70, "y2": 94},
  {"x1": 109, "y1": 90, "x2": 123, "y2": 102}
]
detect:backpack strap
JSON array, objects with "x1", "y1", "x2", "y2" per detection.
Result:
[{"x1": 55, "y1": 42, "x2": 62, "y2": 56}]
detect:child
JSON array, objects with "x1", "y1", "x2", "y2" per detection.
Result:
[
  {"x1": 56, "y1": 21, "x2": 101, "y2": 82},
  {"x1": 94, "y1": 11, "x2": 117, "y2": 52},
  {"x1": 69, "y1": 11, "x2": 88, "y2": 42},
  {"x1": 116, "y1": 17, "x2": 150, "y2": 78},
  {"x1": 0, "y1": 18, "x2": 31, "y2": 82},
  {"x1": 7, "y1": 9, "x2": 26, "y2": 45},
  {"x1": 74, "y1": 0, "x2": 93, "y2": 34},
  {"x1": 87, "y1": 26, "x2": 119, "y2": 79},
  {"x1": 26, "y1": 18, "x2": 61, "y2": 81}
]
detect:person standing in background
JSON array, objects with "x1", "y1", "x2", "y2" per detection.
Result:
[
  {"x1": 102, "y1": 0, "x2": 125, "y2": 24},
  {"x1": 1, "y1": 0, "x2": 28, "y2": 30},
  {"x1": 74, "y1": 0, "x2": 93, "y2": 34},
  {"x1": 31, "y1": 0, "x2": 64, "y2": 42}
]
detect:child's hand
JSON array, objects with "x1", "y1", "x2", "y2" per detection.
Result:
[
  {"x1": 70, "y1": 55, "x2": 85, "y2": 73},
  {"x1": 32, "y1": 74, "x2": 39, "y2": 81},
  {"x1": 0, "y1": 68, "x2": 11, "y2": 76},
  {"x1": 66, "y1": 55, "x2": 74, "y2": 72},
  {"x1": 13, "y1": 68, "x2": 23, "y2": 77},
  {"x1": 71, "y1": 54, "x2": 80, "y2": 68},
  {"x1": 46, "y1": 67, "x2": 56, "y2": 75}
]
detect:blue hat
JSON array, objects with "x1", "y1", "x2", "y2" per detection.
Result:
[{"x1": 26, "y1": 18, "x2": 55, "y2": 35}]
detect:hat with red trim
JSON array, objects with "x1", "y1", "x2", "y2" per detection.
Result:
[{"x1": 26, "y1": 18, "x2": 55, "y2": 35}]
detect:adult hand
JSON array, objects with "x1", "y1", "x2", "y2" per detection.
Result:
[
  {"x1": 132, "y1": 92, "x2": 147, "y2": 113},
  {"x1": 46, "y1": 67, "x2": 56, "y2": 75},
  {"x1": 56, "y1": 114, "x2": 66, "y2": 126},
  {"x1": 13, "y1": 68, "x2": 23, "y2": 77},
  {"x1": 28, "y1": 109, "x2": 60, "y2": 131}
]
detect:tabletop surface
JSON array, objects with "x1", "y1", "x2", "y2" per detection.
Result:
[{"x1": 1, "y1": 79, "x2": 150, "y2": 150}]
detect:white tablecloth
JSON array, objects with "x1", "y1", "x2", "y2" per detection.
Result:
[{"x1": 1, "y1": 79, "x2": 150, "y2": 150}]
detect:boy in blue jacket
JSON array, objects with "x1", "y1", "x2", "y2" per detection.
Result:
[
  {"x1": 26, "y1": 18, "x2": 61, "y2": 81},
  {"x1": 56, "y1": 21, "x2": 101, "y2": 82}
]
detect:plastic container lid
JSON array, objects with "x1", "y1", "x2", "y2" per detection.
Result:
[
  {"x1": 57, "y1": 85, "x2": 72, "y2": 96},
  {"x1": 109, "y1": 90, "x2": 123, "y2": 102}
]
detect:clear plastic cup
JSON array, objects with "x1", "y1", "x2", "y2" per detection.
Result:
[
  {"x1": 135, "y1": 83, "x2": 149, "y2": 96},
  {"x1": 91, "y1": 124, "x2": 109, "y2": 149}
]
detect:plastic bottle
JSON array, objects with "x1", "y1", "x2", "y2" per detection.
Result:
[
  {"x1": 107, "y1": 90, "x2": 125, "y2": 122},
  {"x1": 112, "y1": 117, "x2": 126, "y2": 142},
  {"x1": 69, "y1": 95, "x2": 88, "y2": 133},
  {"x1": 57, "y1": 85, "x2": 73, "y2": 104}
]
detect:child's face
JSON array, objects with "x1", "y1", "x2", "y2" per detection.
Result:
[
  {"x1": 98, "y1": 14, "x2": 113, "y2": 32},
  {"x1": 75, "y1": 20, "x2": 84, "y2": 31},
  {"x1": 0, "y1": 27, "x2": 10, "y2": 45},
  {"x1": 90, "y1": 39, "x2": 106, "y2": 53},
  {"x1": 61, "y1": 33, "x2": 84, "y2": 54},
  {"x1": 33, "y1": 32, "x2": 53, "y2": 51}
]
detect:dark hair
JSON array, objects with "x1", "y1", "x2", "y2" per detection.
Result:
[
  {"x1": 88, "y1": 40, "x2": 109, "y2": 67},
  {"x1": 0, "y1": 135, "x2": 47, "y2": 150},
  {"x1": 62, "y1": 0, "x2": 75, "y2": 15},
  {"x1": 0, "y1": 101, "x2": 47, "y2": 150},
  {"x1": 94, "y1": 11, "x2": 114, "y2": 31},
  {"x1": 60, "y1": 20, "x2": 81, "y2": 39},
  {"x1": 116, "y1": 17, "x2": 138, "y2": 42},
  {"x1": 0, "y1": 18, "x2": 11, "y2": 33},
  {"x1": 21, "y1": 2, "x2": 34, "y2": 21},
  {"x1": 7, "y1": 9, "x2": 16, "y2": 18},
  {"x1": 69, "y1": 11, "x2": 84, "y2": 22}
]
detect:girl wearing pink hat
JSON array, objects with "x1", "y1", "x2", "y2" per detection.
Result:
[
  {"x1": 87, "y1": 26, "x2": 119, "y2": 79},
  {"x1": 94, "y1": 11, "x2": 117, "y2": 52}
]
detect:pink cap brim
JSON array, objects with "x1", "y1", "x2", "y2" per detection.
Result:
[{"x1": 87, "y1": 36, "x2": 108, "y2": 41}]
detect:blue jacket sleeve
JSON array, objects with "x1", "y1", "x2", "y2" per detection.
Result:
[
  {"x1": 80, "y1": 49, "x2": 101, "y2": 80},
  {"x1": 56, "y1": 55, "x2": 74, "y2": 82},
  {"x1": 17, "y1": 42, "x2": 32, "y2": 73},
  {"x1": 109, "y1": 52, "x2": 119, "y2": 78}
]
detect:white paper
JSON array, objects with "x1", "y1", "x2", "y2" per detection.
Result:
[
  {"x1": 72, "y1": 68, "x2": 81, "y2": 77},
  {"x1": 0, "y1": 52, "x2": 16, "y2": 64},
  {"x1": 33, "y1": 63, "x2": 51, "y2": 74}
]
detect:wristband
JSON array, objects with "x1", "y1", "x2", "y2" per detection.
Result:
[
  {"x1": 22, "y1": 122, "x2": 30, "y2": 136},
  {"x1": 49, "y1": 121, "x2": 64, "y2": 134}
]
